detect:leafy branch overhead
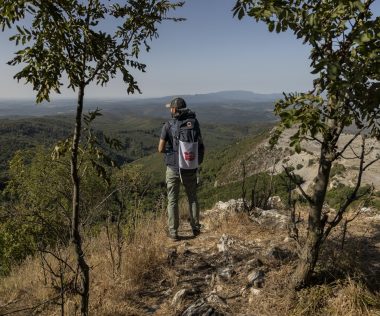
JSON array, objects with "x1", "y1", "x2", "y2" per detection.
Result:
[
  {"x1": 0, "y1": 0, "x2": 184, "y2": 102},
  {"x1": 234, "y1": 0, "x2": 380, "y2": 151}
]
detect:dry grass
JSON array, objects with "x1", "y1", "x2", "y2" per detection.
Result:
[
  {"x1": 90, "y1": 211, "x2": 169, "y2": 315},
  {"x1": 0, "y1": 256, "x2": 52, "y2": 311},
  {"x1": 236, "y1": 263, "x2": 295, "y2": 316},
  {"x1": 291, "y1": 279, "x2": 380, "y2": 316},
  {"x1": 0, "y1": 207, "x2": 379, "y2": 316},
  {"x1": 0, "y1": 211, "x2": 169, "y2": 315},
  {"x1": 207, "y1": 210, "x2": 253, "y2": 235},
  {"x1": 0, "y1": 245, "x2": 82, "y2": 315},
  {"x1": 328, "y1": 279, "x2": 380, "y2": 316}
]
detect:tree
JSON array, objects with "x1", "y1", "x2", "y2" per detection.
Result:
[
  {"x1": 233, "y1": 0, "x2": 380, "y2": 289},
  {"x1": 0, "y1": 1, "x2": 183, "y2": 314}
]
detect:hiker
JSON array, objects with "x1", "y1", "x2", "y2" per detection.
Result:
[{"x1": 158, "y1": 97, "x2": 205, "y2": 240}]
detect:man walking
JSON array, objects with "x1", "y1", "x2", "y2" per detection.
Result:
[{"x1": 158, "y1": 97, "x2": 205, "y2": 240}]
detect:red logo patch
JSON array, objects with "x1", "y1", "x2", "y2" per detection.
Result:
[{"x1": 184, "y1": 151, "x2": 195, "y2": 161}]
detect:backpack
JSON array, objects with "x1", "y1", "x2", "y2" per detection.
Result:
[{"x1": 169, "y1": 116, "x2": 202, "y2": 171}]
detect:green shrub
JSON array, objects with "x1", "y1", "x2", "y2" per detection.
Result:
[
  {"x1": 0, "y1": 147, "x2": 109, "y2": 275},
  {"x1": 330, "y1": 163, "x2": 346, "y2": 178},
  {"x1": 369, "y1": 197, "x2": 380, "y2": 211},
  {"x1": 308, "y1": 158, "x2": 317, "y2": 167},
  {"x1": 326, "y1": 184, "x2": 372, "y2": 210},
  {"x1": 198, "y1": 170, "x2": 303, "y2": 210}
]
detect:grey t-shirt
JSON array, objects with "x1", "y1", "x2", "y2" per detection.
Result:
[{"x1": 160, "y1": 121, "x2": 178, "y2": 170}]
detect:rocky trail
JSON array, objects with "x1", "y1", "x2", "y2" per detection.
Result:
[{"x1": 122, "y1": 201, "x2": 380, "y2": 316}]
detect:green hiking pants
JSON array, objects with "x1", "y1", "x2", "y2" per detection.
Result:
[{"x1": 166, "y1": 167, "x2": 200, "y2": 235}]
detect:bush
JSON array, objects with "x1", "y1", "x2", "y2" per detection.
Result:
[
  {"x1": 198, "y1": 170, "x2": 304, "y2": 210},
  {"x1": 326, "y1": 184, "x2": 372, "y2": 210},
  {"x1": 308, "y1": 158, "x2": 317, "y2": 167},
  {"x1": 0, "y1": 147, "x2": 109, "y2": 275},
  {"x1": 330, "y1": 163, "x2": 346, "y2": 178}
]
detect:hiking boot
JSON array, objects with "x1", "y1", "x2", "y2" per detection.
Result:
[
  {"x1": 192, "y1": 228, "x2": 201, "y2": 237},
  {"x1": 168, "y1": 232, "x2": 179, "y2": 241}
]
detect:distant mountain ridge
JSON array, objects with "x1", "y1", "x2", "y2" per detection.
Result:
[
  {"x1": 181, "y1": 90, "x2": 283, "y2": 102},
  {"x1": 125, "y1": 90, "x2": 283, "y2": 105},
  {"x1": 0, "y1": 90, "x2": 282, "y2": 117}
]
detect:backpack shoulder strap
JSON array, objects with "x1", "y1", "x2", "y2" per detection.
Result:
[{"x1": 169, "y1": 119, "x2": 180, "y2": 144}]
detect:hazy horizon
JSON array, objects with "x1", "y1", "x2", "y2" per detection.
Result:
[{"x1": 0, "y1": 89, "x2": 283, "y2": 102}]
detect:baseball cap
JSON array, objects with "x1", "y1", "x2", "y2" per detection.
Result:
[{"x1": 165, "y1": 97, "x2": 187, "y2": 109}]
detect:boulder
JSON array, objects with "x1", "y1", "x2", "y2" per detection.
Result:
[
  {"x1": 172, "y1": 289, "x2": 189, "y2": 306},
  {"x1": 250, "y1": 209, "x2": 288, "y2": 229},
  {"x1": 181, "y1": 298, "x2": 224, "y2": 316},
  {"x1": 267, "y1": 196, "x2": 284, "y2": 209},
  {"x1": 217, "y1": 234, "x2": 235, "y2": 253},
  {"x1": 206, "y1": 293, "x2": 227, "y2": 307},
  {"x1": 246, "y1": 258, "x2": 264, "y2": 269},
  {"x1": 265, "y1": 246, "x2": 294, "y2": 261},
  {"x1": 217, "y1": 267, "x2": 235, "y2": 280},
  {"x1": 247, "y1": 270, "x2": 265, "y2": 288},
  {"x1": 214, "y1": 199, "x2": 245, "y2": 213}
]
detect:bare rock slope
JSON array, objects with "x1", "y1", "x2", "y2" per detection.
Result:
[{"x1": 220, "y1": 128, "x2": 380, "y2": 191}]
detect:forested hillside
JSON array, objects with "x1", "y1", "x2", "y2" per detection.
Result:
[{"x1": 0, "y1": 111, "x2": 272, "y2": 186}]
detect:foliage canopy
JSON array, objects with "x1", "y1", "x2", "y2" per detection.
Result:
[
  {"x1": 234, "y1": 0, "x2": 380, "y2": 151},
  {"x1": 0, "y1": 0, "x2": 184, "y2": 102}
]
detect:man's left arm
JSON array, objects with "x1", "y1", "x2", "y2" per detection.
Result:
[{"x1": 197, "y1": 121, "x2": 205, "y2": 164}]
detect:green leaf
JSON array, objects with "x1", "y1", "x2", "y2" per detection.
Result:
[
  {"x1": 238, "y1": 8, "x2": 245, "y2": 20},
  {"x1": 268, "y1": 21, "x2": 274, "y2": 32},
  {"x1": 294, "y1": 141, "x2": 301, "y2": 153},
  {"x1": 360, "y1": 33, "x2": 371, "y2": 43},
  {"x1": 275, "y1": 22, "x2": 281, "y2": 33}
]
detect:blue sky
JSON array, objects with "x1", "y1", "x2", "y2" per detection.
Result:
[{"x1": 0, "y1": 0, "x2": 378, "y2": 100}]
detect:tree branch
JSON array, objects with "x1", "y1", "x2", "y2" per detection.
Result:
[
  {"x1": 323, "y1": 136, "x2": 368, "y2": 240},
  {"x1": 363, "y1": 156, "x2": 380, "y2": 172},
  {"x1": 334, "y1": 130, "x2": 362, "y2": 160},
  {"x1": 340, "y1": 154, "x2": 361, "y2": 160},
  {"x1": 39, "y1": 248, "x2": 76, "y2": 274},
  {"x1": 349, "y1": 145, "x2": 361, "y2": 159},
  {"x1": 283, "y1": 165, "x2": 314, "y2": 206},
  {"x1": 304, "y1": 136, "x2": 323, "y2": 144},
  {"x1": 0, "y1": 295, "x2": 61, "y2": 316}
]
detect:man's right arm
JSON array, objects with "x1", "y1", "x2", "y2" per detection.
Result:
[
  {"x1": 158, "y1": 138, "x2": 166, "y2": 153},
  {"x1": 158, "y1": 123, "x2": 169, "y2": 153}
]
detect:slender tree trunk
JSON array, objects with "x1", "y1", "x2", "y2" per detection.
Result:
[
  {"x1": 292, "y1": 142, "x2": 333, "y2": 289},
  {"x1": 71, "y1": 83, "x2": 90, "y2": 315},
  {"x1": 116, "y1": 202, "x2": 123, "y2": 274},
  {"x1": 59, "y1": 262, "x2": 65, "y2": 316}
]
